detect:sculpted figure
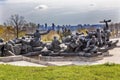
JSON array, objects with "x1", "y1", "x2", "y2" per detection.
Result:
[
  {"x1": 48, "y1": 36, "x2": 61, "y2": 52},
  {"x1": 84, "y1": 36, "x2": 98, "y2": 53}
]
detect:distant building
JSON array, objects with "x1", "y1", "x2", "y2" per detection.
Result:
[{"x1": 38, "y1": 23, "x2": 104, "y2": 31}]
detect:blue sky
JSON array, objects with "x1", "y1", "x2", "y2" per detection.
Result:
[{"x1": 0, "y1": 0, "x2": 120, "y2": 25}]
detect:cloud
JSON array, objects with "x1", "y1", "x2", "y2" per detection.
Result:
[
  {"x1": 0, "y1": 0, "x2": 7, "y2": 3},
  {"x1": 60, "y1": 12, "x2": 79, "y2": 15},
  {"x1": 35, "y1": 5, "x2": 48, "y2": 10},
  {"x1": 0, "y1": 0, "x2": 34, "y2": 3},
  {"x1": 0, "y1": 0, "x2": 7, "y2": 1}
]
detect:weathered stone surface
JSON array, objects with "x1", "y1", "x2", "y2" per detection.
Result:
[
  {"x1": 0, "y1": 56, "x2": 22, "y2": 62},
  {"x1": 33, "y1": 47, "x2": 43, "y2": 51},
  {"x1": 13, "y1": 44, "x2": 22, "y2": 55},
  {"x1": 23, "y1": 51, "x2": 41, "y2": 56},
  {"x1": 39, "y1": 55, "x2": 103, "y2": 62}
]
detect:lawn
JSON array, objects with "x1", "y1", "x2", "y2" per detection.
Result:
[{"x1": 0, "y1": 63, "x2": 120, "y2": 80}]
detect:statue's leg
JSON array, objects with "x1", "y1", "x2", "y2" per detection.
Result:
[{"x1": 1, "y1": 46, "x2": 4, "y2": 56}]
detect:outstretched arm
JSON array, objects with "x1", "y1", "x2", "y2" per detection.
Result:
[
  {"x1": 40, "y1": 30, "x2": 50, "y2": 35},
  {"x1": 26, "y1": 34, "x2": 34, "y2": 36},
  {"x1": 86, "y1": 40, "x2": 91, "y2": 48}
]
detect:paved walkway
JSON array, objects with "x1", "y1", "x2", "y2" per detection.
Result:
[
  {"x1": 6, "y1": 61, "x2": 46, "y2": 67},
  {"x1": 0, "y1": 61, "x2": 46, "y2": 67}
]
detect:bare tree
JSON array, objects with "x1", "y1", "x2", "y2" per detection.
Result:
[
  {"x1": 23, "y1": 22, "x2": 37, "y2": 33},
  {"x1": 5, "y1": 14, "x2": 26, "y2": 38},
  {"x1": 28, "y1": 22, "x2": 37, "y2": 33}
]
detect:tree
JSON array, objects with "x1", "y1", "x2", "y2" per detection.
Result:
[
  {"x1": 24, "y1": 22, "x2": 37, "y2": 33},
  {"x1": 5, "y1": 14, "x2": 26, "y2": 38}
]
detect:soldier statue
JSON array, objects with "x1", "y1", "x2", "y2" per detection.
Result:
[
  {"x1": 100, "y1": 19, "x2": 111, "y2": 42},
  {"x1": 29, "y1": 29, "x2": 50, "y2": 47},
  {"x1": 96, "y1": 29, "x2": 103, "y2": 47},
  {"x1": 34, "y1": 29, "x2": 50, "y2": 41},
  {"x1": 84, "y1": 36, "x2": 98, "y2": 53},
  {"x1": 48, "y1": 36, "x2": 61, "y2": 52},
  {"x1": 66, "y1": 35, "x2": 79, "y2": 52},
  {"x1": 0, "y1": 38, "x2": 5, "y2": 56}
]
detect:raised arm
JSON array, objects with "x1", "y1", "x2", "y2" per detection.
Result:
[{"x1": 25, "y1": 34, "x2": 34, "y2": 36}]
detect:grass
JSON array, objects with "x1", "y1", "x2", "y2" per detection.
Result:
[{"x1": 0, "y1": 63, "x2": 120, "y2": 80}]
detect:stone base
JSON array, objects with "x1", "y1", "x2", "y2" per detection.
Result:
[
  {"x1": 39, "y1": 55, "x2": 103, "y2": 62},
  {"x1": 0, "y1": 56, "x2": 55, "y2": 66},
  {"x1": 0, "y1": 56, "x2": 23, "y2": 62}
]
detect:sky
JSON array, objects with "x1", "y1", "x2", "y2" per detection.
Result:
[{"x1": 0, "y1": 0, "x2": 120, "y2": 25}]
